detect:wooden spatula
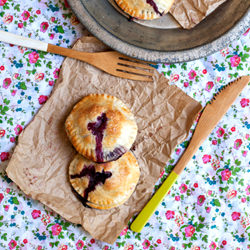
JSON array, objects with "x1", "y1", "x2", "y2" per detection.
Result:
[
  {"x1": 130, "y1": 75, "x2": 250, "y2": 233},
  {"x1": 0, "y1": 30, "x2": 154, "y2": 82}
]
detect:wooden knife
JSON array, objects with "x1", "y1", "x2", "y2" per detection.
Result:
[{"x1": 130, "y1": 75, "x2": 250, "y2": 233}]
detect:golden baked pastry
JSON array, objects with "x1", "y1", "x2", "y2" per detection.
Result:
[
  {"x1": 65, "y1": 94, "x2": 137, "y2": 163},
  {"x1": 115, "y1": 0, "x2": 175, "y2": 20},
  {"x1": 69, "y1": 152, "x2": 140, "y2": 209}
]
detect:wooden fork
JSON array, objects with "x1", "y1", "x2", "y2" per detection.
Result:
[{"x1": 0, "y1": 30, "x2": 154, "y2": 82}]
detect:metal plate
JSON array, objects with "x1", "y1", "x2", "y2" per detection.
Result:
[{"x1": 68, "y1": 0, "x2": 250, "y2": 63}]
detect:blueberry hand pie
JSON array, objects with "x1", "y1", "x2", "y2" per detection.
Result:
[
  {"x1": 115, "y1": 0, "x2": 175, "y2": 20},
  {"x1": 69, "y1": 152, "x2": 140, "y2": 209},
  {"x1": 65, "y1": 94, "x2": 137, "y2": 163}
]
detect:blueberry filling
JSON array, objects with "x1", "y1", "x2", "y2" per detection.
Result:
[
  {"x1": 71, "y1": 165, "x2": 112, "y2": 205},
  {"x1": 146, "y1": 0, "x2": 163, "y2": 16},
  {"x1": 106, "y1": 146, "x2": 126, "y2": 161},
  {"x1": 87, "y1": 113, "x2": 108, "y2": 162}
]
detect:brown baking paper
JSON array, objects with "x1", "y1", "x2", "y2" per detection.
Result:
[
  {"x1": 170, "y1": 0, "x2": 227, "y2": 29},
  {"x1": 6, "y1": 36, "x2": 202, "y2": 244}
]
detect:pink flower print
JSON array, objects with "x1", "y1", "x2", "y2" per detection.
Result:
[
  {"x1": 216, "y1": 127, "x2": 225, "y2": 137},
  {"x1": 4, "y1": 205, "x2": 9, "y2": 211},
  {"x1": 231, "y1": 212, "x2": 241, "y2": 221},
  {"x1": 243, "y1": 151, "x2": 247, "y2": 157},
  {"x1": 212, "y1": 140, "x2": 217, "y2": 145},
  {"x1": 0, "y1": 129, "x2": 5, "y2": 137},
  {"x1": 76, "y1": 240, "x2": 84, "y2": 250},
  {"x1": 216, "y1": 77, "x2": 221, "y2": 82},
  {"x1": 18, "y1": 23, "x2": 23, "y2": 28},
  {"x1": 0, "y1": 193, "x2": 3, "y2": 203},
  {"x1": 142, "y1": 239, "x2": 150, "y2": 249},
  {"x1": 188, "y1": 69, "x2": 196, "y2": 80},
  {"x1": 8, "y1": 240, "x2": 17, "y2": 250},
  {"x1": 191, "y1": 247, "x2": 200, "y2": 250},
  {"x1": 234, "y1": 139, "x2": 242, "y2": 150},
  {"x1": 50, "y1": 17, "x2": 56, "y2": 23},
  {"x1": 49, "y1": 33, "x2": 55, "y2": 40},
  {"x1": 206, "y1": 207, "x2": 211, "y2": 213},
  {"x1": 165, "y1": 210, "x2": 175, "y2": 220},
  {"x1": 179, "y1": 184, "x2": 187, "y2": 193},
  {"x1": 211, "y1": 159, "x2": 220, "y2": 170},
  {"x1": 208, "y1": 190, "x2": 212, "y2": 196},
  {"x1": 184, "y1": 82, "x2": 189, "y2": 87},
  {"x1": 221, "y1": 169, "x2": 231, "y2": 181},
  {"x1": 29, "y1": 51, "x2": 39, "y2": 64},
  {"x1": 185, "y1": 225, "x2": 195, "y2": 237},
  {"x1": 120, "y1": 226, "x2": 128, "y2": 236},
  {"x1": 246, "y1": 185, "x2": 250, "y2": 195},
  {"x1": 227, "y1": 190, "x2": 237, "y2": 199},
  {"x1": 21, "y1": 11, "x2": 30, "y2": 20},
  {"x1": 124, "y1": 244, "x2": 134, "y2": 250},
  {"x1": 202, "y1": 154, "x2": 211, "y2": 164},
  {"x1": 41, "y1": 214, "x2": 50, "y2": 225},
  {"x1": 220, "y1": 47, "x2": 229, "y2": 57},
  {"x1": 14, "y1": 124, "x2": 23, "y2": 135},
  {"x1": 13, "y1": 73, "x2": 19, "y2": 79},
  {"x1": 176, "y1": 148, "x2": 181, "y2": 155},
  {"x1": 241, "y1": 197, "x2": 246, "y2": 203},
  {"x1": 34, "y1": 72, "x2": 45, "y2": 81},
  {"x1": 209, "y1": 241, "x2": 217, "y2": 250},
  {"x1": 3, "y1": 14, "x2": 13, "y2": 24},
  {"x1": 3, "y1": 78, "x2": 12, "y2": 89},
  {"x1": 197, "y1": 195, "x2": 206, "y2": 206},
  {"x1": 103, "y1": 246, "x2": 109, "y2": 250},
  {"x1": 11, "y1": 90, "x2": 17, "y2": 96},
  {"x1": 240, "y1": 98, "x2": 249, "y2": 107},
  {"x1": 0, "y1": 152, "x2": 9, "y2": 161},
  {"x1": 49, "y1": 81, "x2": 54, "y2": 86},
  {"x1": 51, "y1": 223, "x2": 62, "y2": 236},
  {"x1": 31, "y1": 209, "x2": 41, "y2": 219},
  {"x1": 58, "y1": 245, "x2": 67, "y2": 250},
  {"x1": 0, "y1": 0, "x2": 6, "y2": 6},
  {"x1": 38, "y1": 95, "x2": 48, "y2": 105},
  {"x1": 230, "y1": 55, "x2": 241, "y2": 67},
  {"x1": 175, "y1": 195, "x2": 180, "y2": 201},
  {"x1": 205, "y1": 81, "x2": 214, "y2": 92},
  {"x1": 170, "y1": 74, "x2": 179, "y2": 82},
  {"x1": 40, "y1": 22, "x2": 49, "y2": 33},
  {"x1": 240, "y1": 216, "x2": 250, "y2": 229},
  {"x1": 175, "y1": 215, "x2": 184, "y2": 226},
  {"x1": 53, "y1": 68, "x2": 60, "y2": 78}
]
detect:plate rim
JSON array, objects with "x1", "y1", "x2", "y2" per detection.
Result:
[{"x1": 68, "y1": 0, "x2": 250, "y2": 63}]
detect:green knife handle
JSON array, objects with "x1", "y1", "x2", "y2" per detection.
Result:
[{"x1": 130, "y1": 171, "x2": 179, "y2": 233}]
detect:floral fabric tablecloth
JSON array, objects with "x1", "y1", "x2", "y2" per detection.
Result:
[{"x1": 0, "y1": 1, "x2": 250, "y2": 250}]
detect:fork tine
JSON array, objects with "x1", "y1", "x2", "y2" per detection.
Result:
[
  {"x1": 116, "y1": 65, "x2": 153, "y2": 76},
  {"x1": 118, "y1": 54, "x2": 157, "y2": 65},
  {"x1": 118, "y1": 58, "x2": 155, "y2": 70},
  {"x1": 114, "y1": 70, "x2": 153, "y2": 82}
]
